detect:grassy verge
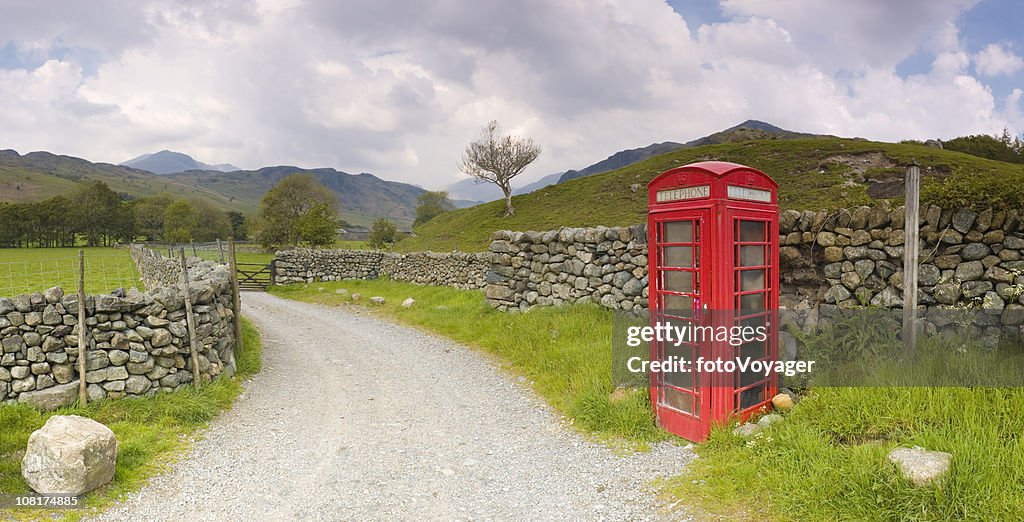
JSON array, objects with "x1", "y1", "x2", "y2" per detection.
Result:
[
  {"x1": 664, "y1": 387, "x2": 1024, "y2": 521},
  {"x1": 269, "y1": 279, "x2": 667, "y2": 444},
  {"x1": 0, "y1": 316, "x2": 262, "y2": 520}
]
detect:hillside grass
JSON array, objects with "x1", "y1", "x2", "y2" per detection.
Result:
[
  {"x1": 268, "y1": 279, "x2": 668, "y2": 444},
  {"x1": 399, "y1": 137, "x2": 1024, "y2": 252},
  {"x1": 0, "y1": 317, "x2": 262, "y2": 521},
  {"x1": 0, "y1": 247, "x2": 141, "y2": 296}
]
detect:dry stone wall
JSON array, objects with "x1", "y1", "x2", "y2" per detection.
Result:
[
  {"x1": 273, "y1": 249, "x2": 489, "y2": 290},
  {"x1": 482, "y1": 205, "x2": 1024, "y2": 326},
  {"x1": 484, "y1": 226, "x2": 648, "y2": 312},
  {"x1": 266, "y1": 205, "x2": 1024, "y2": 334},
  {"x1": 0, "y1": 246, "x2": 238, "y2": 408}
]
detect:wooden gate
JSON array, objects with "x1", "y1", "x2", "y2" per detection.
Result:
[{"x1": 236, "y1": 261, "x2": 275, "y2": 291}]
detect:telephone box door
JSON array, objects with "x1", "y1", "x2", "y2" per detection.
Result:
[
  {"x1": 649, "y1": 209, "x2": 713, "y2": 442},
  {"x1": 722, "y1": 208, "x2": 779, "y2": 418}
]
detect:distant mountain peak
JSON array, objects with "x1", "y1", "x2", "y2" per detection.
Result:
[{"x1": 120, "y1": 150, "x2": 240, "y2": 175}]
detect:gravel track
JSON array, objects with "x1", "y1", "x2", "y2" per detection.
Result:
[{"x1": 91, "y1": 292, "x2": 695, "y2": 521}]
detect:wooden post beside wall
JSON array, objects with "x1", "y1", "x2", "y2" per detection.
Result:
[
  {"x1": 179, "y1": 249, "x2": 203, "y2": 388},
  {"x1": 76, "y1": 250, "x2": 88, "y2": 406},
  {"x1": 902, "y1": 162, "x2": 921, "y2": 354},
  {"x1": 228, "y1": 238, "x2": 244, "y2": 358}
]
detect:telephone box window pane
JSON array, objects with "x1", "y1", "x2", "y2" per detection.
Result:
[
  {"x1": 739, "y1": 367, "x2": 764, "y2": 388},
  {"x1": 665, "y1": 221, "x2": 694, "y2": 243},
  {"x1": 663, "y1": 387, "x2": 697, "y2": 415},
  {"x1": 739, "y1": 245, "x2": 765, "y2": 267},
  {"x1": 739, "y1": 269, "x2": 765, "y2": 291},
  {"x1": 739, "y1": 293, "x2": 765, "y2": 312},
  {"x1": 739, "y1": 339, "x2": 765, "y2": 360},
  {"x1": 664, "y1": 293, "x2": 693, "y2": 311},
  {"x1": 739, "y1": 220, "x2": 766, "y2": 242},
  {"x1": 739, "y1": 384, "x2": 765, "y2": 410},
  {"x1": 665, "y1": 363, "x2": 694, "y2": 389},
  {"x1": 664, "y1": 246, "x2": 695, "y2": 267},
  {"x1": 664, "y1": 271, "x2": 695, "y2": 293}
]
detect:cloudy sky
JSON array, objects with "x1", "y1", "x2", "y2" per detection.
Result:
[{"x1": 1, "y1": 0, "x2": 1022, "y2": 188}]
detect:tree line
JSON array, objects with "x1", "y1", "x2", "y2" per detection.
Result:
[
  {"x1": 0, "y1": 180, "x2": 246, "y2": 248},
  {"x1": 0, "y1": 171, "x2": 461, "y2": 250}
]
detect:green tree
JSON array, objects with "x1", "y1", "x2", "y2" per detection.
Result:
[
  {"x1": 163, "y1": 200, "x2": 198, "y2": 244},
  {"x1": 414, "y1": 190, "x2": 455, "y2": 226},
  {"x1": 367, "y1": 218, "x2": 397, "y2": 249},
  {"x1": 71, "y1": 180, "x2": 123, "y2": 246},
  {"x1": 191, "y1": 199, "x2": 232, "y2": 241},
  {"x1": 227, "y1": 211, "x2": 248, "y2": 240},
  {"x1": 294, "y1": 203, "x2": 338, "y2": 247},
  {"x1": 133, "y1": 195, "x2": 173, "y2": 241},
  {"x1": 944, "y1": 132, "x2": 1023, "y2": 164},
  {"x1": 254, "y1": 174, "x2": 339, "y2": 248}
]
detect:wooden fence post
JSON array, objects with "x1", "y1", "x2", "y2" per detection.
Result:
[
  {"x1": 191, "y1": 240, "x2": 197, "y2": 257},
  {"x1": 179, "y1": 249, "x2": 203, "y2": 388},
  {"x1": 902, "y1": 162, "x2": 920, "y2": 355},
  {"x1": 217, "y1": 239, "x2": 225, "y2": 263},
  {"x1": 228, "y1": 238, "x2": 244, "y2": 358},
  {"x1": 77, "y1": 250, "x2": 88, "y2": 406}
]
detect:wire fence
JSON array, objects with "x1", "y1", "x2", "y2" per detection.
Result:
[{"x1": 0, "y1": 248, "x2": 142, "y2": 297}]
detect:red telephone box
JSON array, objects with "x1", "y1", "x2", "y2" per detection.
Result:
[{"x1": 647, "y1": 161, "x2": 779, "y2": 442}]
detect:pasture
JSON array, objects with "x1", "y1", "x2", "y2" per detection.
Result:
[{"x1": 0, "y1": 247, "x2": 141, "y2": 296}]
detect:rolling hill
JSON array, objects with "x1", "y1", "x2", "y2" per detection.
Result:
[
  {"x1": 556, "y1": 120, "x2": 825, "y2": 184},
  {"x1": 398, "y1": 137, "x2": 1024, "y2": 252}
]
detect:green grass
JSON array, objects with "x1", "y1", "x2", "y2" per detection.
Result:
[
  {"x1": 663, "y1": 387, "x2": 1024, "y2": 521},
  {"x1": 0, "y1": 247, "x2": 141, "y2": 296},
  {"x1": 0, "y1": 316, "x2": 262, "y2": 520},
  {"x1": 399, "y1": 137, "x2": 1024, "y2": 252},
  {"x1": 269, "y1": 279, "x2": 668, "y2": 444}
]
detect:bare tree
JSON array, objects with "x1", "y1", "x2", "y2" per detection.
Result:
[{"x1": 459, "y1": 120, "x2": 542, "y2": 216}]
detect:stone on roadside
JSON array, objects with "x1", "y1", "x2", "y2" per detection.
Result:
[
  {"x1": 335, "y1": 289, "x2": 348, "y2": 295},
  {"x1": 401, "y1": 298, "x2": 415, "y2": 308},
  {"x1": 351, "y1": 293, "x2": 361, "y2": 301},
  {"x1": 757, "y1": 413, "x2": 784, "y2": 428},
  {"x1": 370, "y1": 296, "x2": 385, "y2": 305},
  {"x1": 22, "y1": 415, "x2": 118, "y2": 495},
  {"x1": 887, "y1": 446, "x2": 952, "y2": 486}
]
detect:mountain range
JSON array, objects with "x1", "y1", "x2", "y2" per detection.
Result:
[{"x1": 0, "y1": 150, "x2": 425, "y2": 227}]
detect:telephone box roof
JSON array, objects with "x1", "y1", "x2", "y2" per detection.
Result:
[{"x1": 648, "y1": 161, "x2": 778, "y2": 188}]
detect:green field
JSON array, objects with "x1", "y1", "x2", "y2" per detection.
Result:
[
  {"x1": 399, "y1": 137, "x2": 1024, "y2": 252},
  {"x1": 0, "y1": 247, "x2": 141, "y2": 297}
]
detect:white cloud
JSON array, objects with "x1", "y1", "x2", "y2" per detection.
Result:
[
  {"x1": 0, "y1": 0, "x2": 1019, "y2": 190},
  {"x1": 975, "y1": 43, "x2": 1024, "y2": 77}
]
